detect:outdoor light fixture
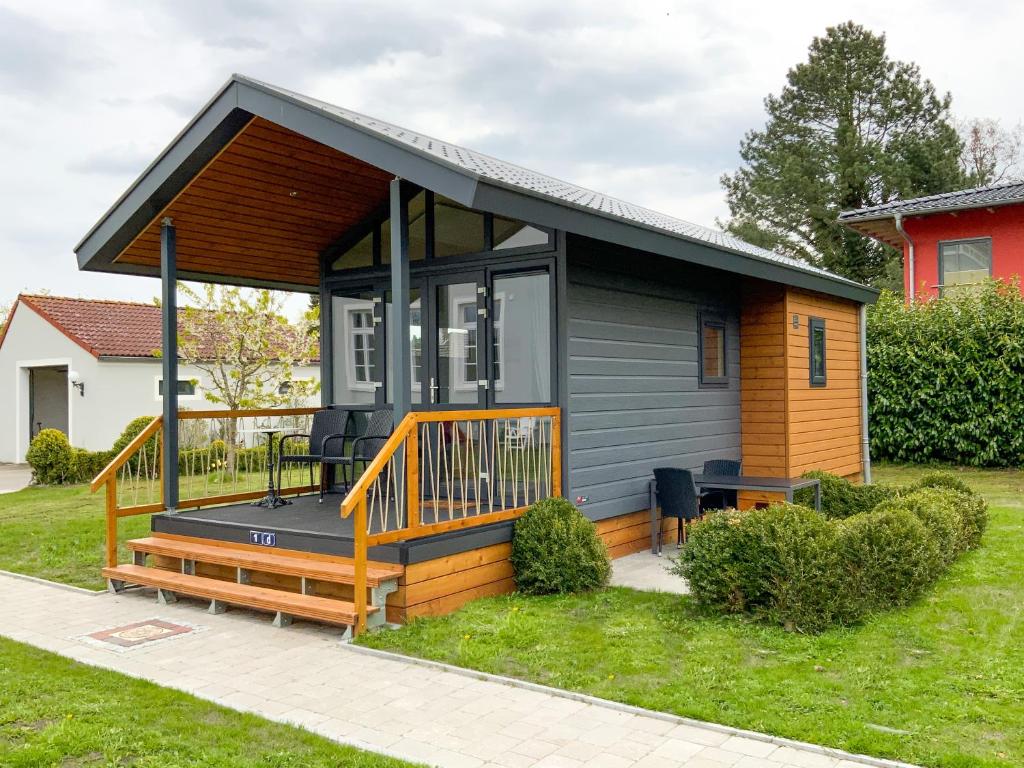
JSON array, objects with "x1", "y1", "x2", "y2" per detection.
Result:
[
  {"x1": 68, "y1": 371, "x2": 85, "y2": 397},
  {"x1": 792, "y1": 314, "x2": 800, "y2": 329}
]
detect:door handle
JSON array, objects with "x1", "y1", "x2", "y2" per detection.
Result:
[{"x1": 429, "y1": 377, "x2": 438, "y2": 404}]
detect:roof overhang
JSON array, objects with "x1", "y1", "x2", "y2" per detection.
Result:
[{"x1": 77, "y1": 75, "x2": 878, "y2": 304}]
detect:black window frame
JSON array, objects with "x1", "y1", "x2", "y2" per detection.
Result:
[
  {"x1": 326, "y1": 190, "x2": 556, "y2": 275},
  {"x1": 937, "y1": 236, "x2": 992, "y2": 297},
  {"x1": 698, "y1": 313, "x2": 728, "y2": 388},
  {"x1": 808, "y1": 316, "x2": 827, "y2": 387}
]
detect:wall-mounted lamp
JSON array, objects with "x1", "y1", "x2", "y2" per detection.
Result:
[
  {"x1": 792, "y1": 314, "x2": 800, "y2": 329},
  {"x1": 68, "y1": 370, "x2": 85, "y2": 397}
]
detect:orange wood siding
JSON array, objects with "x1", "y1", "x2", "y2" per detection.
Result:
[
  {"x1": 739, "y1": 282, "x2": 865, "y2": 491},
  {"x1": 740, "y1": 284, "x2": 789, "y2": 477},
  {"x1": 785, "y1": 288, "x2": 864, "y2": 479}
]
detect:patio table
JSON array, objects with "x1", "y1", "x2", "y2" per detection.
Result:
[{"x1": 648, "y1": 474, "x2": 822, "y2": 554}]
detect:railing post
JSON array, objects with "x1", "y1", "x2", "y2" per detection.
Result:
[
  {"x1": 353, "y1": 495, "x2": 368, "y2": 636},
  {"x1": 551, "y1": 411, "x2": 562, "y2": 497},
  {"x1": 105, "y1": 477, "x2": 118, "y2": 568},
  {"x1": 406, "y1": 422, "x2": 419, "y2": 531}
]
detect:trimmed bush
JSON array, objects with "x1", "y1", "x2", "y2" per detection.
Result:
[
  {"x1": 679, "y1": 503, "x2": 850, "y2": 632},
  {"x1": 916, "y1": 471, "x2": 974, "y2": 496},
  {"x1": 26, "y1": 429, "x2": 78, "y2": 485},
  {"x1": 838, "y1": 507, "x2": 940, "y2": 610},
  {"x1": 72, "y1": 448, "x2": 113, "y2": 483},
  {"x1": 680, "y1": 475, "x2": 987, "y2": 632},
  {"x1": 796, "y1": 470, "x2": 901, "y2": 518},
  {"x1": 511, "y1": 498, "x2": 610, "y2": 595},
  {"x1": 868, "y1": 282, "x2": 1024, "y2": 466}
]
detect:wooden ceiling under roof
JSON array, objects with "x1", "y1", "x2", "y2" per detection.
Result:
[{"x1": 115, "y1": 117, "x2": 393, "y2": 288}]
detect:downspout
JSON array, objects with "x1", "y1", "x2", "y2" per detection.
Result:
[
  {"x1": 859, "y1": 303, "x2": 872, "y2": 484},
  {"x1": 894, "y1": 213, "x2": 915, "y2": 302}
]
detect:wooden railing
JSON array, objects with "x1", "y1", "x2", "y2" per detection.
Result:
[
  {"x1": 341, "y1": 407, "x2": 561, "y2": 634},
  {"x1": 91, "y1": 407, "x2": 320, "y2": 568}
]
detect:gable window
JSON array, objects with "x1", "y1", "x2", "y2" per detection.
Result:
[
  {"x1": 346, "y1": 306, "x2": 376, "y2": 391},
  {"x1": 809, "y1": 317, "x2": 827, "y2": 387},
  {"x1": 939, "y1": 238, "x2": 992, "y2": 296},
  {"x1": 698, "y1": 315, "x2": 727, "y2": 387}
]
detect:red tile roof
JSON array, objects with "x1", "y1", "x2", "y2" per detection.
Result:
[{"x1": 1, "y1": 294, "x2": 318, "y2": 361}]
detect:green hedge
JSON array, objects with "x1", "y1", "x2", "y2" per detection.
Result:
[
  {"x1": 868, "y1": 282, "x2": 1024, "y2": 466},
  {"x1": 795, "y1": 470, "x2": 901, "y2": 518},
  {"x1": 511, "y1": 498, "x2": 610, "y2": 595},
  {"x1": 677, "y1": 472, "x2": 987, "y2": 632}
]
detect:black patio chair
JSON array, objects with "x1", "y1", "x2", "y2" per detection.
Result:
[
  {"x1": 701, "y1": 459, "x2": 741, "y2": 510},
  {"x1": 276, "y1": 408, "x2": 351, "y2": 503},
  {"x1": 322, "y1": 406, "x2": 394, "y2": 500},
  {"x1": 653, "y1": 467, "x2": 707, "y2": 551}
]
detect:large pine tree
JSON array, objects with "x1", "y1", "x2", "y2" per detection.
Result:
[{"x1": 721, "y1": 22, "x2": 967, "y2": 286}]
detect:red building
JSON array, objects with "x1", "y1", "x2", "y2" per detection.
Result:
[{"x1": 840, "y1": 182, "x2": 1024, "y2": 299}]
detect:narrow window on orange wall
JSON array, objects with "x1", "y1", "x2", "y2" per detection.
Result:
[{"x1": 809, "y1": 317, "x2": 826, "y2": 387}]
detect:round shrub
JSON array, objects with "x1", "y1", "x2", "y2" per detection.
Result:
[
  {"x1": 915, "y1": 471, "x2": 974, "y2": 496},
  {"x1": 838, "y1": 506, "x2": 940, "y2": 610},
  {"x1": 26, "y1": 429, "x2": 77, "y2": 485},
  {"x1": 878, "y1": 489, "x2": 962, "y2": 566},
  {"x1": 511, "y1": 498, "x2": 610, "y2": 595},
  {"x1": 110, "y1": 416, "x2": 159, "y2": 472},
  {"x1": 675, "y1": 510, "x2": 770, "y2": 613},
  {"x1": 679, "y1": 503, "x2": 851, "y2": 632}
]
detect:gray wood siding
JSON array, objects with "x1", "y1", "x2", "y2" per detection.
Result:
[{"x1": 566, "y1": 249, "x2": 741, "y2": 520}]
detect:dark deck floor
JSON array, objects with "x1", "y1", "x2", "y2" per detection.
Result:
[{"x1": 151, "y1": 492, "x2": 515, "y2": 565}]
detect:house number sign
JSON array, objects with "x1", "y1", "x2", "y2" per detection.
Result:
[{"x1": 249, "y1": 531, "x2": 277, "y2": 547}]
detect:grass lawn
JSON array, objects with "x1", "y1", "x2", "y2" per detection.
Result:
[
  {"x1": 359, "y1": 465, "x2": 1024, "y2": 768},
  {"x1": 0, "y1": 636, "x2": 414, "y2": 767},
  {"x1": 0, "y1": 484, "x2": 148, "y2": 590}
]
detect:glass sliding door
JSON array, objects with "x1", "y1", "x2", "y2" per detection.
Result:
[
  {"x1": 492, "y1": 271, "x2": 551, "y2": 404},
  {"x1": 428, "y1": 273, "x2": 485, "y2": 408}
]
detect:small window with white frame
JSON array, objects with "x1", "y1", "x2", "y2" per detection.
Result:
[
  {"x1": 345, "y1": 304, "x2": 376, "y2": 391},
  {"x1": 938, "y1": 238, "x2": 992, "y2": 296},
  {"x1": 155, "y1": 377, "x2": 200, "y2": 400}
]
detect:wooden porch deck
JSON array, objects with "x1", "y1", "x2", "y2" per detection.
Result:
[{"x1": 151, "y1": 492, "x2": 518, "y2": 565}]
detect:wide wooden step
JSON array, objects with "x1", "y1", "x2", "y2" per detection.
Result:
[
  {"x1": 127, "y1": 536, "x2": 403, "y2": 587},
  {"x1": 102, "y1": 564, "x2": 377, "y2": 626}
]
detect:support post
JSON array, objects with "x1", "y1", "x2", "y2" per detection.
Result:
[
  {"x1": 161, "y1": 218, "x2": 179, "y2": 512},
  {"x1": 389, "y1": 178, "x2": 411, "y2": 421},
  {"x1": 353, "y1": 495, "x2": 368, "y2": 636}
]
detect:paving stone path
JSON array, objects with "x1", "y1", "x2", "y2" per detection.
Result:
[{"x1": 0, "y1": 572, "x2": 915, "y2": 768}]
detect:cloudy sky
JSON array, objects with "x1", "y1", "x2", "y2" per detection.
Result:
[{"x1": 1, "y1": 0, "x2": 1021, "y2": 310}]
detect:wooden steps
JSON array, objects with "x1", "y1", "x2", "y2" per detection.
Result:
[
  {"x1": 106, "y1": 535, "x2": 402, "y2": 633},
  {"x1": 126, "y1": 536, "x2": 402, "y2": 587},
  {"x1": 103, "y1": 564, "x2": 374, "y2": 627}
]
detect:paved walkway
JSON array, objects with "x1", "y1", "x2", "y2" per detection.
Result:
[
  {"x1": 0, "y1": 572, "x2": 910, "y2": 768},
  {"x1": 0, "y1": 463, "x2": 31, "y2": 494},
  {"x1": 609, "y1": 550, "x2": 689, "y2": 595}
]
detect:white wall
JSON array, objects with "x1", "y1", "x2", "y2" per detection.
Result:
[
  {"x1": 0, "y1": 303, "x2": 321, "y2": 462},
  {"x1": 0, "y1": 304, "x2": 97, "y2": 463}
]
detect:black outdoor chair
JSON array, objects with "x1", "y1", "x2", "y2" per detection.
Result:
[
  {"x1": 322, "y1": 407, "x2": 394, "y2": 500},
  {"x1": 653, "y1": 467, "x2": 706, "y2": 550},
  {"x1": 701, "y1": 459, "x2": 742, "y2": 510},
  {"x1": 277, "y1": 408, "x2": 352, "y2": 503}
]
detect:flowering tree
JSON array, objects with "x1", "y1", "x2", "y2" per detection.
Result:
[
  {"x1": 175, "y1": 283, "x2": 319, "y2": 411},
  {"x1": 166, "y1": 284, "x2": 320, "y2": 470}
]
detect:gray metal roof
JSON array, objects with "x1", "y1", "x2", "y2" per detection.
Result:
[
  {"x1": 839, "y1": 180, "x2": 1024, "y2": 223},
  {"x1": 75, "y1": 74, "x2": 877, "y2": 303},
  {"x1": 254, "y1": 76, "x2": 856, "y2": 287}
]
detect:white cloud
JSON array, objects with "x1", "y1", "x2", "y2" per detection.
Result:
[{"x1": 0, "y1": 0, "x2": 1021, "y2": 310}]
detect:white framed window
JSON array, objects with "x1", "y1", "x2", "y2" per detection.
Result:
[
  {"x1": 344, "y1": 305, "x2": 376, "y2": 391},
  {"x1": 453, "y1": 295, "x2": 504, "y2": 391},
  {"x1": 155, "y1": 377, "x2": 201, "y2": 401}
]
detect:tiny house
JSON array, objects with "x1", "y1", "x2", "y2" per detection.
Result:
[{"x1": 76, "y1": 76, "x2": 877, "y2": 634}]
